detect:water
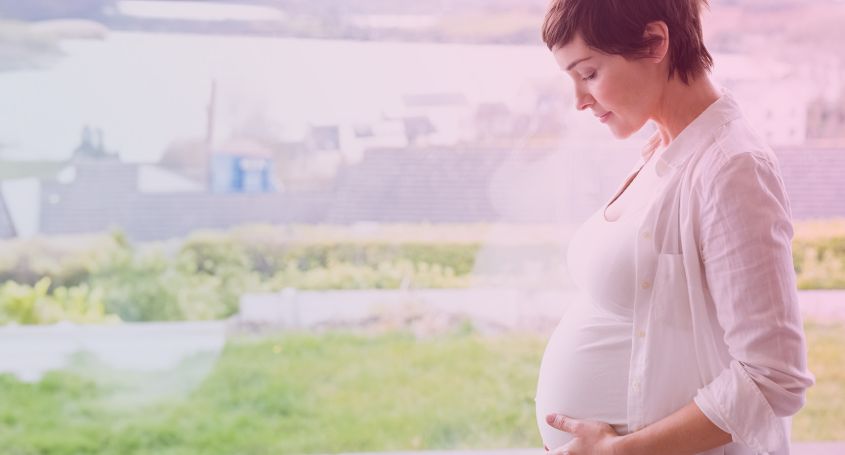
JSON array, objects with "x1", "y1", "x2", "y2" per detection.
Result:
[{"x1": 0, "y1": 32, "x2": 560, "y2": 162}]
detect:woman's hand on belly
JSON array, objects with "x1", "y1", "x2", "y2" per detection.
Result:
[{"x1": 544, "y1": 413, "x2": 624, "y2": 455}]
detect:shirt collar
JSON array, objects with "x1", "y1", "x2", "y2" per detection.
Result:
[
  {"x1": 641, "y1": 132, "x2": 662, "y2": 160},
  {"x1": 651, "y1": 88, "x2": 744, "y2": 177}
]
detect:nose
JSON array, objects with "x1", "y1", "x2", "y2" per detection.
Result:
[{"x1": 574, "y1": 87, "x2": 593, "y2": 111}]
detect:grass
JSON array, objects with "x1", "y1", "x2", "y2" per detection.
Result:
[
  {"x1": 793, "y1": 321, "x2": 845, "y2": 441},
  {"x1": 0, "y1": 323, "x2": 842, "y2": 454}
]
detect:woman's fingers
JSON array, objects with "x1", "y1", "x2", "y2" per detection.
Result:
[{"x1": 546, "y1": 413, "x2": 580, "y2": 434}]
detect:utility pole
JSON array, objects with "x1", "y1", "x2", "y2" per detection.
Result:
[
  {"x1": 205, "y1": 78, "x2": 217, "y2": 146},
  {"x1": 205, "y1": 78, "x2": 217, "y2": 189}
]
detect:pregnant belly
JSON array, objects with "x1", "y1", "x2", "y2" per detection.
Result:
[{"x1": 534, "y1": 302, "x2": 633, "y2": 450}]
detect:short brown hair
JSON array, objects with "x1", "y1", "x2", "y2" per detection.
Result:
[{"x1": 542, "y1": 0, "x2": 713, "y2": 84}]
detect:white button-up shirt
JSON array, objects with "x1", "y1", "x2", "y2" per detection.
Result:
[{"x1": 626, "y1": 90, "x2": 815, "y2": 454}]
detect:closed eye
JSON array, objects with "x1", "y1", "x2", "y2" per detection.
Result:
[{"x1": 582, "y1": 72, "x2": 596, "y2": 81}]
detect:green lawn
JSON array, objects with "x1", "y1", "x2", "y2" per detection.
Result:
[
  {"x1": 0, "y1": 323, "x2": 842, "y2": 454},
  {"x1": 793, "y1": 322, "x2": 845, "y2": 441}
]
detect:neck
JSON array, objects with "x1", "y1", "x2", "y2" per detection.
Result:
[{"x1": 653, "y1": 73, "x2": 721, "y2": 147}]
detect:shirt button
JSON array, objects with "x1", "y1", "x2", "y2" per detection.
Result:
[
  {"x1": 642, "y1": 230, "x2": 651, "y2": 239},
  {"x1": 637, "y1": 330, "x2": 646, "y2": 338},
  {"x1": 632, "y1": 380, "x2": 641, "y2": 392},
  {"x1": 641, "y1": 280, "x2": 652, "y2": 289}
]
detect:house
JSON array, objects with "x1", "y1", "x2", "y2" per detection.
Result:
[
  {"x1": 211, "y1": 139, "x2": 276, "y2": 194},
  {"x1": 806, "y1": 89, "x2": 845, "y2": 141},
  {"x1": 35, "y1": 158, "x2": 325, "y2": 241},
  {"x1": 0, "y1": 189, "x2": 15, "y2": 238},
  {"x1": 396, "y1": 92, "x2": 473, "y2": 146},
  {"x1": 715, "y1": 54, "x2": 811, "y2": 147}
]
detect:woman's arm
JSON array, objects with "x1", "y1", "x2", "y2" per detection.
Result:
[
  {"x1": 544, "y1": 402, "x2": 730, "y2": 455},
  {"x1": 615, "y1": 401, "x2": 731, "y2": 455},
  {"x1": 688, "y1": 150, "x2": 814, "y2": 451}
]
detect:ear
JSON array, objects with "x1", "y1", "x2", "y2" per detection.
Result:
[{"x1": 642, "y1": 21, "x2": 669, "y2": 63}]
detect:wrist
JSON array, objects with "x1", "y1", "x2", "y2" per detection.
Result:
[{"x1": 614, "y1": 432, "x2": 643, "y2": 455}]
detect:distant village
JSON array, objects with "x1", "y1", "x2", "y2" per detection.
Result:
[
  {"x1": 1, "y1": 65, "x2": 844, "y2": 242},
  {"x1": 0, "y1": 88, "x2": 569, "y2": 241},
  {"x1": 1, "y1": 0, "x2": 845, "y2": 241}
]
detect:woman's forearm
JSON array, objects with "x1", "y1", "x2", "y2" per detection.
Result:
[{"x1": 617, "y1": 401, "x2": 732, "y2": 455}]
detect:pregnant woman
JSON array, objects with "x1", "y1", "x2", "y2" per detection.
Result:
[{"x1": 533, "y1": 1, "x2": 815, "y2": 455}]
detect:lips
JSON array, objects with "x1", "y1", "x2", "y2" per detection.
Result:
[{"x1": 597, "y1": 112, "x2": 612, "y2": 123}]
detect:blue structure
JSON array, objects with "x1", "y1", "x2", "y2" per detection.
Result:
[{"x1": 211, "y1": 154, "x2": 274, "y2": 193}]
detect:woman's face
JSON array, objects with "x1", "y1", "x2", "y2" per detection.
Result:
[{"x1": 552, "y1": 33, "x2": 662, "y2": 139}]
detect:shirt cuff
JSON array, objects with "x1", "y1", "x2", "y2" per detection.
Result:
[{"x1": 693, "y1": 360, "x2": 788, "y2": 453}]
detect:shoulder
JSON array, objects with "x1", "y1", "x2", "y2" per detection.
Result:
[
  {"x1": 690, "y1": 117, "x2": 782, "y2": 193},
  {"x1": 684, "y1": 117, "x2": 793, "y2": 224}
]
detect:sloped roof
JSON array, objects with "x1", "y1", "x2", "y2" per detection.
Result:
[
  {"x1": 325, "y1": 148, "x2": 557, "y2": 223},
  {"x1": 39, "y1": 161, "x2": 331, "y2": 241},
  {"x1": 775, "y1": 146, "x2": 845, "y2": 220}
]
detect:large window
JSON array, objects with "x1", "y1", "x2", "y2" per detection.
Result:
[{"x1": 1, "y1": 1, "x2": 843, "y2": 453}]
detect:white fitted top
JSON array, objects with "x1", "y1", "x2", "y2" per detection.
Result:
[{"x1": 535, "y1": 136, "x2": 666, "y2": 450}]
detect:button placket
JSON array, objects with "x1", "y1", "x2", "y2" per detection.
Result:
[{"x1": 630, "y1": 224, "x2": 654, "y2": 431}]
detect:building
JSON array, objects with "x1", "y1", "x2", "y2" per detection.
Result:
[
  {"x1": 806, "y1": 90, "x2": 845, "y2": 141},
  {"x1": 1, "y1": 141, "x2": 843, "y2": 242},
  {"x1": 0, "y1": 189, "x2": 16, "y2": 238},
  {"x1": 210, "y1": 140, "x2": 276, "y2": 194}
]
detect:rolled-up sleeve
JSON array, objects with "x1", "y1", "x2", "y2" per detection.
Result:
[{"x1": 690, "y1": 151, "x2": 815, "y2": 453}]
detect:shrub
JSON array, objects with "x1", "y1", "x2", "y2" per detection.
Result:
[
  {"x1": 2, "y1": 220, "x2": 842, "y2": 326},
  {"x1": 266, "y1": 259, "x2": 469, "y2": 291},
  {"x1": 793, "y1": 219, "x2": 845, "y2": 289},
  {"x1": 0, "y1": 233, "x2": 123, "y2": 288},
  {"x1": 0, "y1": 278, "x2": 117, "y2": 325},
  {"x1": 91, "y1": 244, "x2": 261, "y2": 322}
]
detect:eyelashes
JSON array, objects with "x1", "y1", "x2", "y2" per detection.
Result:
[{"x1": 582, "y1": 72, "x2": 597, "y2": 81}]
